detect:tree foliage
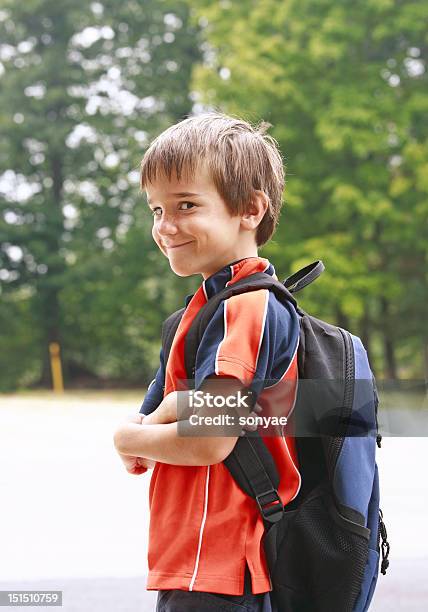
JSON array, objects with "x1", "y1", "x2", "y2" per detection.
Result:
[
  {"x1": 191, "y1": 0, "x2": 427, "y2": 379},
  {"x1": 0, "y1": 0, "x2": 200, "y2": 390},
  {"x1": 0, "y1": 0, "x2": 426, "y2": 390}
]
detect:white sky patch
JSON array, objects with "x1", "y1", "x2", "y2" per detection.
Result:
[
  {"x1": 115, "y1": 89, "x2": 140, "y2": 115},
  {"x1": 107, "y1": 66, "x2": 121, "y2": 80},
  {"x1": 165, "y1": 60, "x2": 178, "y2": 72},
  {"x1": 85, "y1": 95, "x2": 103, "y2": 115},
  {"x1": 116, "y1": 178, "x2": 128, "y2": 191},
  {"x1": 71, "y1": 26, "x2": 115, "y2": 49},
  {"x1": 67, "y1": 44, "x2": 158, "y2": 117},
  {"x1": 78, "y1": 180, "x2": 103, "y2": 205},
  {"x1": 127, "y1": 170, "x2": 140, "y2": 184},
  {"x1": 133, "y1": 130, "x2": 148, "y2": 146},
  {"x1": 96, "y1": 227, "x2": 111, "y2": 239},
  {"x1": 0, "y1": 269, "x2": 19, "y2": 282},
  {"x1": 102, "y1": 238, "x2": 114, "y2": 250},
  {"x1": 389, "y1": 74, "x2": 400, "y2": 87},
  {"x1": 63, "y1": 219, "x2": 75, "y2": 231},
  {"x1": 0, "y1": 44, "x2": 16, "y2": 61},
  {"x1": 138, "y1": 96, "x2": 156, "y2": 111},
  {"x1": 116, "y1": 224, "x2": 129, "y2": 239},
  {"x1": 5, "y1": 245, "x2": 23, "y2": 262},
  {"x1": 64, "y1": 251, "x2": 77, "y2": 265},
  {"x1": 116, "y1": 47, "x2": 133, "y2": 59},
  {"x1": 404, "y1": 58, "x2": 425, "y2": 77},
  {"x1": 389, "y1": 155, "x2": 402, "y2": 168},
  {"x1": 62, "y1": 204, "x2": 79, "y2": 219},
  {"x1": 23, "y1": 138, "x2": 46, "y2": 154},
  {"x1": 66, "y1": 124, "x2": 98, "y2": 149},
  {"x1": 104, "y1": 152, "x2": 120, "y2": 168},
  {"x1": 0, "y1": 170, "x2": 41, "y2": 203},
  {"x1": 164, "y1": 13, "x2": 183, "y2": 30},
  {"x1": 4, "y1": 211, "x2": 20, "y2": 224},
  {"x1": 408, "y1": 47, "x2": 420, "y2": 58},
  {"x1": 119, "y1": 213, "x2": 132, "y2": 226},
  {"x1": 17, "y1": 39, "x2": 36, "y2": 54},
  {"x1": 24, "y1": 83, "x2": 46, "y2": 99},
  {"x1": 90, "y1": 2, "x2": 104, "y2": 16}
]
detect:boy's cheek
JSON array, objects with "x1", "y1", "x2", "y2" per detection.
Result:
[{"x1": 152, "y1": 229, "x2": 168, "y2": 256}]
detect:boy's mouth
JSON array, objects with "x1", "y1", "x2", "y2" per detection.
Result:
[{"x1": 164, "y1": 241, "x2": 193, "y2": 250}]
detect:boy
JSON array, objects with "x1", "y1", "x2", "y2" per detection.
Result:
[{"x1": 113, "y1": 112, "x2": 301, "y2": 612}]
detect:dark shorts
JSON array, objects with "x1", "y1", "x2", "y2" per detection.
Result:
[{"x1": 155, "y1": 566, "x2": 273, "y2": 612}]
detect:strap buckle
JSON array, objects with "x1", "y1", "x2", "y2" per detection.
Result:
[{"x1": 256, "y1": 488, "x2": 284, "y2": 523}]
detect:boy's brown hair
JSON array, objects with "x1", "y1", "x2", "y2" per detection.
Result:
[{"x1": 140, "y1": 112, "x2": 285, "y2": 247}]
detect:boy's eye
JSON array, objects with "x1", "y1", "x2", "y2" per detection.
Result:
[
  {"x1": 180, "y1": 201, "x2": 195, "y2": 211},
  {"x1": 150, "y1": 202, "x2": 196, "y2": 217}
]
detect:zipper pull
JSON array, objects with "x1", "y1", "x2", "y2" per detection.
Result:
[{"x1": 379, "y1": 508, "x2": 390, "y2": 574}]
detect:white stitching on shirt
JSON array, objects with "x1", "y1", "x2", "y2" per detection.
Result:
[
  {"x1": 255, "y1": 291, "x2": 269, "y2": 369},
  {"x1": 189, "y1": 465, "x2": 211, "y2": 590}
]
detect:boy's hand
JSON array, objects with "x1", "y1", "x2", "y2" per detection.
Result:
[
  {"x1": 143, "y1": 391, "x2": 182, "y2": 425},
  {"x1": 125, "y1": 413, "x2": 144, "y2": 424},
  {"x1": 118, "y1": 452, "x2": 155, "y2": 474},
  {"x1": 115, "y1": 413, "x2": 155, "y2": 474}
]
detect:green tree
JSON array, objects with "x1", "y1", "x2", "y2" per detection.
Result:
[
  {"x1": 0, "y1": 0, "x2": 201, "y2": 390},
  {"x1": 191, "y1": 0, "x2": 428, "y2": 379}
]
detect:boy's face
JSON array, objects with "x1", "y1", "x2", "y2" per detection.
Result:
[{"x1": 145, "y1": 164, "x2": 257, "y2": 279}]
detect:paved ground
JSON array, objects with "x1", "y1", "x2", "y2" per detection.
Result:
[
  {"x1": 0, "y1": 561, "x2": 426, "y2": 612},
  {"x1": 0, "y1": 392, "x2": 427, "y2": 611}
]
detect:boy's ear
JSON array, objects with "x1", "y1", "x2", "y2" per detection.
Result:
[{"x1": 241, "y1": 190, "x2": 269, "y2": 230}]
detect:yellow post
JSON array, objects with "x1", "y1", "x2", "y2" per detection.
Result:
[{"x1": 49, "y1": 342, "x2": 64, "y2": 393}]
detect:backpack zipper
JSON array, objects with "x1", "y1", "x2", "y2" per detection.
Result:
[
  {"x1": 331, "y1": 328, "x2": 355, "y2": 469},
  {"x1": 372, "y1": 375, "x2": 382, "y2": 448}
]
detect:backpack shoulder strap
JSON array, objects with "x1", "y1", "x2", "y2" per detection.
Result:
[
  {"x1": 181, "y1": 272, "x2": 301, "y2": 525},
  {"x1": 184, "y1": 272, "x2": 299, "y2": 380},
  {"x1": 161, "y1": 308, "x2": 185, "y2": 370},
  {"x1": 224, "y1": 434, "x2": 284, "y2": 524},
  {"x1": 283, "y1": 260, "x2": 324, "y2": 293}
]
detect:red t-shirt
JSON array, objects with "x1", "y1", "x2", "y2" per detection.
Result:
[{"x1": 141, "y1": 257, "x2": 301, "y2": 595}]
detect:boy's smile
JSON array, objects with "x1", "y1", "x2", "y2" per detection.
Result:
[{"x1": 145, "y1": 163, "x2": 267, "y2": 279}]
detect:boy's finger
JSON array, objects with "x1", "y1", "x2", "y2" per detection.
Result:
[{"x1": 126, "y1": 413, "x2": 144, "y2": 424}]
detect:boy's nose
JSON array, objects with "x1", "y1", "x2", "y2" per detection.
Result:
[{"x1": 157, "y1": 214, "x2": 179, "y2": 235}]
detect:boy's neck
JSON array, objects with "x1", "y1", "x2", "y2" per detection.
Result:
[{"x1": 201, "y1": 252, "x2": 261, "y2": 281}]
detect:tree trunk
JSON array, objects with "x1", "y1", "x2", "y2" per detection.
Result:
[
  {"x1": 335, "y1": 307, "x2": 350, "y2": 331},
  {"x1": 360, "y1": 303, "x2": 375, "y2": 375},
  {"x1": 380, "y1": 296, "x2": 397, "y2": 381},
  {"x1": 37, "y1": 153, "x2": 65, "y2": 388}
]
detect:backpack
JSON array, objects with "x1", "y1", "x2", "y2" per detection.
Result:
[{"x1": 161, "y1": 260, "x2": 390, "y2": 612}]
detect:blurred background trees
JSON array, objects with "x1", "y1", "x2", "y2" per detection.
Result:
[{"x1": 0, "y1": 0, "x2": 426, "y2": 391}]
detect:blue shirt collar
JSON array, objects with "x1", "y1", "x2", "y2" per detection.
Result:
[{"x1": 184, "y1": 257, "x2": 275, "y2": 306}]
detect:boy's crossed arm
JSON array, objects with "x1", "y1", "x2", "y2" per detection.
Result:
[{"x1": 114, "y1": 378, "x2": 260, "y2": 470}]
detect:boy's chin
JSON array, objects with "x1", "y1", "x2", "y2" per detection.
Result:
[{"x1": 168, "y1": 262, "x2": 198, "y2": 277}]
